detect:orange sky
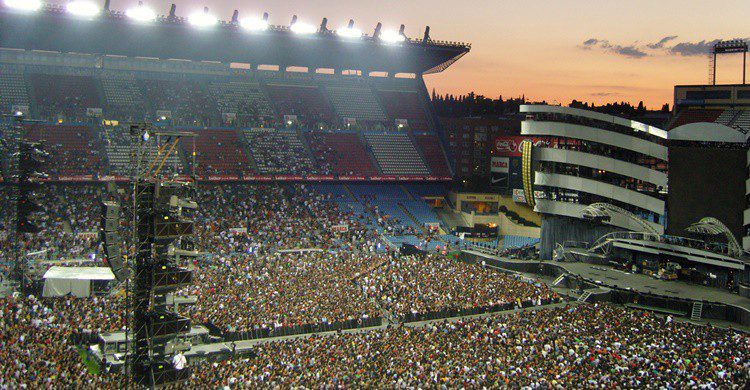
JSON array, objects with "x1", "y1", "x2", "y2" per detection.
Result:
[{"x1": 73, "y1": 1, "x2": 750, "y2": 108}]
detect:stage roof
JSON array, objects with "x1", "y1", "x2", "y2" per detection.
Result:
[{"x1": 0, "y1": 6, "x2": 470, "y2": 75}]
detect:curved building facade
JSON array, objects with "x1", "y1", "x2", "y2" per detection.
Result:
[{"x1": 519, "y1": 105, "x2": 668, "y2": 258}]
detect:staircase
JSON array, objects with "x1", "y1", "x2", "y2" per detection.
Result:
[
  {"x1": 578, "y1": 290, "x2": 593, "y2": 303},
  {"x1": 553, "y1": 274, "x2": 566, "y2": 286},
  {"x1": 398, "y1": 203, "x2": 429, "y2": 234},
  {"x1": 690, "y1": 301, "x2": 703, "y2": 321}
]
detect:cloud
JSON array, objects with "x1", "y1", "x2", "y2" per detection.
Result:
[
  {"x1": 590, "y1": 92, "x2": 619, "y2": 97},
  {"x1": 647, "y1": 35, "x2": 678, "y2": 49},
  {"x1": 669, "y1": 39, "x2": 722, "y2": 57},
  {"x1": 581, "y1": 38, "x2": 648, "y2": 59},
  {"x1": 610, "y1": 45, "x2": 648, "y2": 58}
]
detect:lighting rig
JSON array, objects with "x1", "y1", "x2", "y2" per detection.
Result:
[{"x1": 100, "y1": 123, "x2": 198, "y2": 388}]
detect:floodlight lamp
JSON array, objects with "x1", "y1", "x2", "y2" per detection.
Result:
[
  {"x1": 337, "y1": 27, "x2": 363, "y2": 38},
  {"x1": 380, "y1": 30, "x2": 406, "y2": 43},
  {"x1": 126, "y1": 4, "x2": 156, "y2": 22},
  {"x1": 188, "y1": 9, "x2": 217, "y2": 27},
  {"x1": 287, "y1": 120, "x2": 293, "y2": 125},
  {"x1": 290, "y1": 21, "x2": 316, "y2": 35},
  {"x1": 240, "y1": 17, "x2": 268, "y2": 31},
  {"x1": 14, "y1": 110, "x2": 23, "y2": 117},
  {"x1": 160, "y1": 116, "x2": 167, "y2": 120},
  {"x1": 142, "y1": 131, "x2": 150, "y2": 141},
  {"x1": 66, "y1": 1, "x2": 100, "y2": 17},
  {"x1": 4, "y1": 0, "x2": 42, "y2": 12}
]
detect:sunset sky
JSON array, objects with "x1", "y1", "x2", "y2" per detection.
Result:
[{"x1": 57, "y1": 0, "x2": 750, "y2": 108}]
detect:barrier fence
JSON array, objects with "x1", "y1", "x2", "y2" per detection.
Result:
[
  {"x1": 400, "y1": 297, "x2": 559, "y2": 323},
  {"x1": 221, "y1": 316, "x2": 383, "y2": 342}
]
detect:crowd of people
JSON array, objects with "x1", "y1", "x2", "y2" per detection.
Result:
[
  {"x1": 184, "y1": 304, "x2": 750, "y2": 388},
  {"x1": 1, "y1": 182, "x2": 748, "y2": 388},
  {"x1": 361, "y1": 253, "x2": 556, "y2": 319}
]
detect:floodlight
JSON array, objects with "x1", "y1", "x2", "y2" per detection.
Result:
[
  {"x1": 240, "y1": 17, "x2": 268, "y2": 31},
  {"x1": 67, "y1": 1, "x2": 100, "y2": 17},
  {"x1": 126, "y1": 2, "x2": 156, "y2": 22},
  {"x1": 4, "y1": 0, "x2": 42, "y2": 12},
  {"x1": 142, "y1": 131, "x2": 150, "y2": 141},
  {"x1": 188, "y1": 7, "x2": 217, "y2": 27},
  {"x1": 337, "y1": 26, "x2": 362, "y2": 38},
  {"x1": 14, "y1": 110, "x2": 23, "y2": 117},
  {"x1": 380, "y1": 30, "x2": 405, "y2": 43},
  {"x1": 291, "y1": 22, "x2": 316, "y2": 35}
]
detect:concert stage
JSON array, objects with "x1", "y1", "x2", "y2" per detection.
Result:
[{"x1": 462, "y1": 250, "x2": 750, "y2": 327}]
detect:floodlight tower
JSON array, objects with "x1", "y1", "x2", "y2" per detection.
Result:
[{"x1": 709, "y1": 39, "x2": 748, "y2": 85}]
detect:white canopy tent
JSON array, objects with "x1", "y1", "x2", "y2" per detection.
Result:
[{"x1": 42, "y1": 266, "x2": 115, "y2": 298}]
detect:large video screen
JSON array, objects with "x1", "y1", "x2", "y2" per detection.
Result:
[{"x1": 667, "y1": 146, "x2": 746, "y2": 240}]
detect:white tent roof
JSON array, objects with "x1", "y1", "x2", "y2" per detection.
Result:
[{"x1": 43, "y1": 266, "x2": 115, "y2": 281}]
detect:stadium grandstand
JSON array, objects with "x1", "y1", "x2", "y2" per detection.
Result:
[{"x1": 0, "y1": 2, "x2": 749, "y2": 390}]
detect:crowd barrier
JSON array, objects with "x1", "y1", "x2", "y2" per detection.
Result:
[
  {"x1": 221, "y1": 316, "x2": 383, "y2": 342},
  {"x1": 400, "y1": 297, "x2": 558, "y2": 323}
]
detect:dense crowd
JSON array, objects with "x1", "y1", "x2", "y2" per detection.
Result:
[
  {"x1": 361, "y1": 253, "x2": 556, "y2": 318},
  {"x1": 185, "y1": 304, "x2": 750, "y2": 388},
  {"x1": 0, "y1": 294, "x2": 124, "y2": 389}
]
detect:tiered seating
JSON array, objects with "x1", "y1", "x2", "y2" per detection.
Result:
[
  {"x1": 191, "y1": 129, "x2": 251, "y2": 177},
  {"x1": 265, "y1": 84, "x2": 333, "y2": 125},
  {"x1": 141, "y1": 79, "x2": 219, "y2": 125},
  {"x1": 413, "y1": 133, "x2": 451, "y2": 176},
  {"x1": 349, "y1": 184, "x2": 410, "y2": 200},
  {"x1": 364, "y1": 132, "x2": 430, "y2": 175},
  {"x1": 0, "y1": 66, "x2": 29, "y2": 111},
  {"x1": 400, "y1": 200, "x2": 440, "y2": 225},
  {"x1": 209, "y1": 81, "x2": 275, "y2": 122},
  {"x1": 377, "y1": 90, "x2": 429, "y2": 131},
  {"x1": 733, "y1": 110, "x2": 750, "y2": 131},
  {"x1": 406, "y1": 183, "x2": 448, "y2": 198},
  {"x1": 102, "y1": 127, "x2": 183, "y2": 176},
  {"x1": 502, "y1": 235, "x2": 540, "y2": 250},
  {"x1": 100, "y1": 72, "x2": 145, "y2": 118},
  {"x1": 242, "y1": 128, "x2": 315, "y2": 175},
  {"x1": 23, "y1": 124, "x2": 102, "y2": 176},
  {"x1": 325, "y1": 87, "x2": 387, "y2": 123},
  {"x1": 669, "y1": 109, "x2": 722, "y2": 129},
  {"x1": 715, "y1": 108, "x2": 737, "y2": 126},
  {"x1": 29, "y1": 74, "x2": 100, "y2": 120},
  {"x1": 306, "y1": 132, "x2": 378, "y2": 176},
  {"x1": 308, "y1": 184, "x2": 352, "y2": 201}
]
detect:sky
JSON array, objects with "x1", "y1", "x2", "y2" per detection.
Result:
[{"x1": 55, "y1": 0, "x2": 750, "y2": 108}]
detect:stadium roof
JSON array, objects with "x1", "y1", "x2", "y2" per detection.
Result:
[{"x1": 0, "y1": 5, "x2": 470, "y2": 75}]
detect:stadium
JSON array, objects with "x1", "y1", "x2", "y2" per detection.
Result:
[{"x1": 0, "y1": 1, "x2": 749, "y2": 389}]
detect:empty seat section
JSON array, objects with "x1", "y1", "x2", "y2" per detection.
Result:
[
  {"x1": 242, "y1": 128, "x2": 315, "y2": 175},
  {"x1": 100, "y1": 72, "x2": 146, "y2": 119},
  {"x1": 29, "y1": 74, "x2": 101, "y2": 121},
  {"x1": 325, "y1": 87, "x2": 387, "y2": 123},
  {"x1": 102, "y1": 127, "x2": 183, "y2": 176},
  {"x1": 364, "y1": 132, "x2": 430, "y2": 175},
  {"x1": 377, "y1": 90, "x2": 429, "y2": 131},
  {"x1": 732, "y1": 110, "x2": 750, "y2": 131},
  {"x1": 308, "y1": 184, "x2": 352, "y2": 201},
  {"x1": 400, "y1": 200, "x2": 440, "y2": 225},
  {"x1": 24, "y1": 124, "x2": 103, "y2": 176},
  {"x1": 348, "y1": 184, "x2": 410, "y2": 200},
  {"x1": 209, "y1": 81, "x2": 275, "y2": 125},
  {"x1": 190, "y1": 129, "x2": 251, "y2": 177},
  {"x1": 0, "y1": 65, "x2": 29, "y2": 112},
  {"x1": 413, "y1": 133, "x2": 451, "y2": 176},
  {"x1": 141, "y1": 78, "x2": 219, "y2": 126},
  {"x1": 306, "y1": 132, "x2": 378, "y2": 176},
  {"x1": 669, "y1": 109, "x2": 722, "y2": 129},
  {"x1": 265, "y1": 84, "x2": 333, "y2": 126},
  {"x1": 406, "y1": 183, "x2": 448, "y2": 198}
]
